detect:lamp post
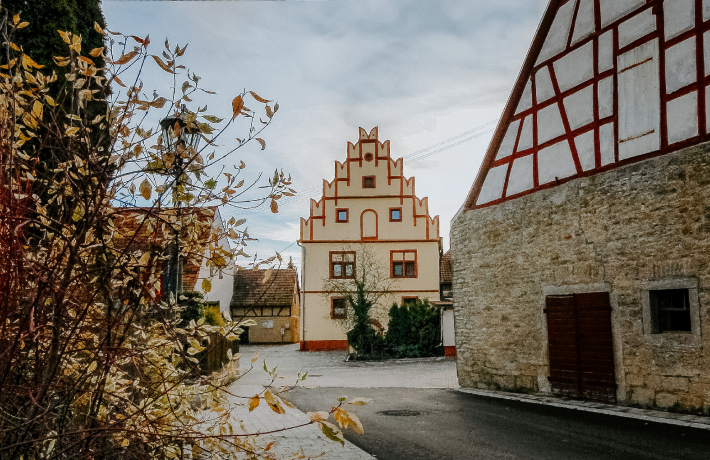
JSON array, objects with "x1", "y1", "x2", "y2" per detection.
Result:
[{"x1": 159, "y1": 110, "x2": 201, "y2": 301}]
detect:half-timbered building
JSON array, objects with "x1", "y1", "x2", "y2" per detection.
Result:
[{"x1": 451, "y1": 0, "x2": 710, "y2": 413}]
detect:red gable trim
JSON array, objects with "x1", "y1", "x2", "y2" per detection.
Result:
[{"x1": 463, "y1": 0, "x2": 562, "y2": 211}]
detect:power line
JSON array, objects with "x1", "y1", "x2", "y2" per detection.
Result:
[{"x1": 224, "y1": 119, "x2": 498, "y2": 215}]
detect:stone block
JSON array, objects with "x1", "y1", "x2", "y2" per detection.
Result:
[{"x1": 655, "y1": 393, "x2": 679, "y2": 409}]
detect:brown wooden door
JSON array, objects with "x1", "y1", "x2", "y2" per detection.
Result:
[{"x1": 545, "y1": 292, "x2": 616, "y2": 403}]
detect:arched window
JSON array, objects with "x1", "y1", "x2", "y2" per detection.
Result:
[{"x1": 360, "y1": 209, "x2": 378, "y2": 240}]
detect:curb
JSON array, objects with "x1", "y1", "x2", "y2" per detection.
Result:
[{"x1": 457, "y1": 388, "x2": 710, "y2": 431}]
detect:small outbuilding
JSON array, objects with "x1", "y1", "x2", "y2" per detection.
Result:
[{"x1": 230, "y1": 269, "x2": 300, "y2": 344}]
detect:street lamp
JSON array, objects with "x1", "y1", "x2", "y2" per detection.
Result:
[{"x1": 159, "y1": 110, "x2": 201, "y2": 301}]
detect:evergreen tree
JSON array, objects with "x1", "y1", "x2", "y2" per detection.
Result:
[{"x1": 3, "y1": 0, "x2": 106, "y2": 73}]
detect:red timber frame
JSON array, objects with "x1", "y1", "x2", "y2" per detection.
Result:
[
  {"x1": 299, "y1": 127, "x2": 439, "y2": 242},
  {"x1": 464, "y1": 0, "x2": 710, "y2": 211}
]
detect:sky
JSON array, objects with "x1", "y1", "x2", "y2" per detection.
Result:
[{"x1": 102, "y1": 0, "x2": 549, "y2": 274}]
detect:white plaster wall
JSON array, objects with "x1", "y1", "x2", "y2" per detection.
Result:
[
  {"x1": 618, "y1": 8, "x2": 656, "y2": 49},
  {"x1": 667, "y1": 91, "x2": 699, "y2": 145},
  {"x1": 599, "y1": 0, "x2": 645, "y2": 28},
  {"x1": 574, "y1": 130, "x2": 596, "y2": 171},
  {"x1": 442, "y1": 308, "x2": 455, "y2": 348},
  {"x1": 477, "y1": 164, "x2": 508, "y2": 205},
  {"x1": 506, "y1": 154, "x2": 535, "y2": 196},
  {"x1": 536, "y1": 0, "x2": 576, "y2": 64},
  {"x1": 518, "y1": 115, "x2": 533, "y2": 151},
  {"x1": 537, "y1": 140, "x2": 577, "y2": 185},
  {"x1": 598, "y1": 76, "x2": 614, "y2": 119},
  {"x1": 598, "y1": 30, "x2": 615, "y2": 73},
  {"x1": 496, "y1": 119, "x2": 520, "y2": 160},
  {"x1": 618, "y1": 39, "x2": 660, "y2": 160},
  {"x1": 664, "y1": 0, "x2": 695, "y2": 40},
  {"x1": 516, "y1": 80, "x2": 533, "y2": 114},
  {"x1": 665, "y1": 38, "x2": 697, "y2": 94},
  {"x1": 563, "y1": 85, "x2": 594, "y2": 131},
  {"x1": 704, "y1": 31, "x2": 710, "y2": 76},
  {"x1": 199, "y1": 212, "x2": 234, "y2": 318},
  {"x1": 600, "y1": 122, "x2": 616, "y2": 166},
  {"x1": 705, "y1": 0, "x2": 710, "y2": 21},
  {"x1": 537, "y1": 102, "x2": 566, "y2": 144},
  {"x1": 571, "y1": 0, "x2": 596, "y2": 46},
  {"x1": 553, "y1": 41, "x2": 594, "y2": 92},
  {"x1": 706, "y1": 85, "x2": 710, "y2": 133},
  {"x1": 535, "y1": 66, "x2": 555, "y2": 103}
]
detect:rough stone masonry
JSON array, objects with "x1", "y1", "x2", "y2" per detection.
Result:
[{"x1": 451, "y1": 142, "x2": 710, "y2": 414}]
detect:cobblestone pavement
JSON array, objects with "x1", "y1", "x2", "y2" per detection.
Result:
[{"x1": 224, "y1": 343, "x2": 457, "y2": 459}]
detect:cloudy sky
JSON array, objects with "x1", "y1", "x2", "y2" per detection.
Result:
[{"x1": 103, "y1": 0, "x2": 548, "y2": 272}]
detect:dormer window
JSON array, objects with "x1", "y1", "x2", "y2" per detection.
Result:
[
  {"x1": 336, "y1": 209, "x2": 348, "y2": 223},
  {"x1": 363, "y1": 176, "x2": 375, "y2": 188}
]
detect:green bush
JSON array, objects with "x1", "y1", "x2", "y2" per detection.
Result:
[
  {"x1": 385, "y1": 299, "x2": 443, "y2": 358},
  {"x1": 178, "y1": 291, "x2": 205, "y2": 328}
]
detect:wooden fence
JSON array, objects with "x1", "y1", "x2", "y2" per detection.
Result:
[{"x1": 198, "y1": 332, "x2": 240, "y2": 374}]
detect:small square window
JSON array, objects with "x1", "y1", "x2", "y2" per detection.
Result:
[
  {"x1": 332, "y1": 298, "x2": 347, "y2": 319},
  {"x1": 336, "y1": 209, "x2": 348, "y2": 223},
  {"x1": 650, "y1": 289, "x2": 691, "y2": 333},
  {"x1": 330, "y1": 251, "x2": 356, "y2": 279},
  {"x1": 390, "y1": 208, "x2": 401, "y2": 222},
  {"x1": 391, "y1": 250, "x2": 417, "y2": 278},
  {"x1": 402, "y1": 297, "x2": 418, "y2": 307},
  {"x1": 363, "y1": 176, "x2": 375, "y2": 188}
]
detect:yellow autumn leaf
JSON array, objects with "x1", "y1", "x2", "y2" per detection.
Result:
[
  {"x1": 138, "y1": 252, "x2": 150, "y2": 266},
  {"x1": 88, "y1": 361, "x2": 97, "y2": 373},
  {"x1": 139, "y1": 179, "x2": 151, "y2": 200},
  {"x1": 319, "y1": 421, "x2": 344, "y2": 446},
  {"x1": 270, "y1": 199, "x2": 278, "y2": 214},
  {"x1": 201, "y1": 278, "x2": 212, "y2": 293},
  {"x1": 58, "y1": 30, "x2": 71, "y2": 44},
  {"x1": 94, "y1": 22, "x2": 104, "y2": 35},
  {"x1": 262, "y1": 267, "x2": 273, "y2": 284},
  {"x1": 70, "y1": 35, "x2": 81, "y2": 53},
  {"x1": 17, "y1": 22, "x2": 29, "y2": 29},
  {"x1": 248, "y1": 395, "x2": 260, "y2": 412},
  {"x1": 307, "y1": 411, "x2": 329, "y2": 422},
  {"x1": 249, "y1": 91, "x2": 270, "y2": 103},
  {"x1": 65, "y1": 126, "x2": 79, "y2": 137},
  {"x1": 45, "y1": 95, "x2": 58, "y2": 106},
  {"x1": 231, "y1": 95, "x2": 244, "y2": 120},
  {"x1": 13, "y1": 14, "x2": 20, "y2": 25},
  {"x1": 31, "y1": 100, "x2": 43, "y2": 121},
  {"x1": 121, "y1": 438, "x2": 129, "y2": 447},
  {"x1": 89, "y1": 47, "x2": 104, "y2": 57}
]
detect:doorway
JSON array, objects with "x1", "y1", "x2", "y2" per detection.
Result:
[{"x1": 544, "y1": 292, "x2": 616, "y2": 403}]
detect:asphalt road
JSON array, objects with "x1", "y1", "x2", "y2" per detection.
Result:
[{"x1": 287, "y1": 387, "x2": 710, "y2": 460}]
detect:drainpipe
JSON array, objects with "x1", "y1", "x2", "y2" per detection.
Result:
[{"x1": 298, "y1": 240, "x2": 305, "y2": 349}]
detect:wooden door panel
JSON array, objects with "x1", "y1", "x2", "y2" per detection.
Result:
[{"x1": 545, "y1": 292, "x2": 616, "y2": 403}]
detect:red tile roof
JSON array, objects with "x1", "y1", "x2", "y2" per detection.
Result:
[
  {"x1": 440, "y1": 250, "x2": 452, "y2": 284},
  {"x1": 111, "y1": 206, "x2": 221, "y2": 292},
  {"x1": 230, "y1": 269, "x2": 299, "y2": 308}
]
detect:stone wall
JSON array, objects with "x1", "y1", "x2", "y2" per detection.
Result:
[{"x1": 451, "y1": 142, "x2": 710, "y2": 414}]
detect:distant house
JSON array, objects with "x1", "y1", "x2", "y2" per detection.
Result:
[
  {"x1": 451, "y1": 0, "x2": 710, "y2": 413},
  {"x1": 299, "y1": 127, "x2": 441, "y2": 351},
  {"x1": 437, "y1": 250, "x2": 456, "y2": 357},
  {"x1": 230, "y1": 268, "x2": 300, "y2": 344},
  {"x1": 112, "y1": 206, "x2": 234, "y2": 319}
]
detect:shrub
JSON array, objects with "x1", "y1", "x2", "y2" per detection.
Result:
[{"x1": 385, "y1": 299, "x2": 443, "y2": 358}]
